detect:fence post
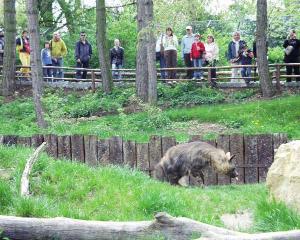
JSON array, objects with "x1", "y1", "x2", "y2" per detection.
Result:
[
  {"x1": 275, "y1": 64, "x2": 281, "y2": 93},
  {"x1": 91, "y1": 70, "x2": 96, "y2": 92},
  {"x1": 207, "y1": 67, "x2": 212, "y2": 85}
]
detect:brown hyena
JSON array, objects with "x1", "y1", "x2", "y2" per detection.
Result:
[{"x1": 153, "y1": 141, "x2": 238, "y2": 186}]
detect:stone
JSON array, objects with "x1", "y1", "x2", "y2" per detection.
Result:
[
  {"x1": 221, "y1": 210, "x2": 253, "y2": 231},
  {"x1": 266, "y1": 140, "x2": 300, "y2": 213}
]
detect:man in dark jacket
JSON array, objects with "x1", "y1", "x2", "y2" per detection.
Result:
[
  {"x1": 75, "y1": 32, "x2": 92, "y2": 79},
  {"x1": 283, "y1": 30, "x2": 300, "y2": 82},
  {"x1": 227, "y1": 31, "x2": 246, "y2": 83},
  {"x1": 0, "y1": 29, "x2": 4, "y2": 72},
  {"x1": 110, "y1": 39, "x2": 124, "y2": 80}
]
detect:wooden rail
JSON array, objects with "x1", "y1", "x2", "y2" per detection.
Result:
[
  {"x1": 1, "y1": 63, "x2": 300, "y2": 92},
  {"x1": 0, "y1": 133, "x2": 288, "y2": 185}
]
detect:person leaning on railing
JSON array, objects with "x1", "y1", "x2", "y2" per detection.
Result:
[{"x1": 283, "y1": 30, "x2": 300, "y2": 82}]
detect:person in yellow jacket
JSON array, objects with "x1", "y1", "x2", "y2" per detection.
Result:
[
  {"x1": 50, "y1": 32, "x2": 67, "y2": 81},
  {"x1": 16, "y1": 30, "x2": 30, "y2": 78}
]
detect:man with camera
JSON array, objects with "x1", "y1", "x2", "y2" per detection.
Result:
[{"x1": 227, "y1": 31, "x2": 246, "y2": 83}]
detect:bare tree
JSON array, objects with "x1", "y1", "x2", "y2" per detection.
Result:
[
  {"x1": 96, "y1": 0, "x2": 113, "y2": 93},
  {"x1": 27, "y1": 0, "x2": 48, "y2": 128},
  {"x1": 1, "y1": 0, "x2": 16, "y2": 96},
  {"x1": 256, "y1": 0, "x2": 275, "y2": 97},
  {"x1": 136, "y1": 0, "x2": 157, "y2": 104}
]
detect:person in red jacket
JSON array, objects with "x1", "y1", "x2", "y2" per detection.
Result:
[{"x1": 190, "y1": 33, "x2": 205, "y2": 80}]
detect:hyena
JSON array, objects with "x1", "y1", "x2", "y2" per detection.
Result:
[{"x1": 153, "y1": 141, "x2": 238, "y2": 186}]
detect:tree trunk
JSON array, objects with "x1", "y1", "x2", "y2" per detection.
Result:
[
  {"x1": 145, "y1": 0, "x2": 157, "y2": 104},
  {"x1": 1, "y1": 213, "x2": 300, "y2": 240},
  {"x1": 1, "y1": 0, "x2": 16, "y2": 96},
  {"x1": 256, "y1": 0, "x2": 275, "y2": 98},
  {"x1": 26, "y1": 0, "x2": 48, "y2": 129},
  {"x1": 136, "y1": 0, "x2": 157, "y2": 103},
  {"x1": 96, "y1": 0, "x2": 113, "y2": 93}
]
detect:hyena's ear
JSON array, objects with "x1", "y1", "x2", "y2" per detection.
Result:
[{"x1": 229, "y1": 155, "x2": 236, "y2": 163}]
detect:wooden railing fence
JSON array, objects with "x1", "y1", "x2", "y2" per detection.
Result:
[
  {"x1": 1, "y1": 63, "x2": 300, "y2": 92},
  {"x1": 0, "y1": 133, "x2": 288, "y2": 185}
]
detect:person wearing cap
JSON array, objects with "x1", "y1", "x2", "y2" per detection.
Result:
[
  {"x1": 227, "y1": 31, "x2": 246, "y2": 83},
  {"x1": 163, "y1": 27, "x2": 178, "y2": 79},
  {"x1": 0, "y1": 29, "x2": 4, "y2": 69},
  {"x1": 181, "y1": 25, "x2": 195, "y2": 79},
  {"x1": 190, "y1": 33, "x2": 205, "y2": 80},
  {"x1": 16, "y1": 30, "x2": 30, "y2": 78},
  {"x1": 50, "y1": 32, "x2": 67, "y2": 81}
]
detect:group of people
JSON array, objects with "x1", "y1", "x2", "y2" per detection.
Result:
[
  {"x1": 13, "y1": 30, "x2": 124, "y2": 81},
  {"x1": 0, "y1": 27, "x2": 299, "y2": 83},
  {"x1": 156, "y1": 26, "x2": 300, "y2": 84}
]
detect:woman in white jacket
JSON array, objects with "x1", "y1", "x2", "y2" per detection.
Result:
[{"x1": 204, "y1": 35, "x2": 219, "y2": 87}]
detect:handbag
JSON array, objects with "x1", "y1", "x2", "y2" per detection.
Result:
[{"x1": 284, "y1": 45, "x2": 294, "y2": 56}]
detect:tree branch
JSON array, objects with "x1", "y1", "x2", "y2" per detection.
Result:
[{"x1": 20, "y1": 142, "x2": 47, "y2": 197}]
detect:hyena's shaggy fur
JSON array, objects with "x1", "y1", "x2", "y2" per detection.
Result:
[{"x1": 154, "y1": 141, "x2": 238, "y2": 185}]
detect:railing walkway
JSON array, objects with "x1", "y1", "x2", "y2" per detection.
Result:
[{"x1": 1, "y1": 63, "x2": 300, "y2": 91}]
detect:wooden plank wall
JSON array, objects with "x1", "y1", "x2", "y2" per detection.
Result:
[{"x1": 0, "y1": 133, "x2": 288, "y2": 185}]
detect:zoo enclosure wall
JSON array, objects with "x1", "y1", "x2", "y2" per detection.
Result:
[{"x1": 0, "y1": 133, "x2": 288, "y2": 185}]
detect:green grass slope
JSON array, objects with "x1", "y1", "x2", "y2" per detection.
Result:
[
  {"x1": 0, "y1": 145, "x2": 300, "y2": 233},
  {"x1": 0, "y1": 91, "x2": 299, "y2": 142}
]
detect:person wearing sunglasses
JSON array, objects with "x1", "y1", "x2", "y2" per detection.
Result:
[{"x1": 75, "y1": 32, "x2": 92, "y2": 79}]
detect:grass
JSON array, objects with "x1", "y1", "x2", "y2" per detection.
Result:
[
  {"x1": 0, "y1": 88, "x2": 299, "y2": 142},
  {"x1": 0, "y1": 145, "x2": 300, "y2": 233}
]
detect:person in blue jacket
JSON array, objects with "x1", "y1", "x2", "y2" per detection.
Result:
[{"x1": 41, "y1": 41, "x2": 53, "y2": 81}]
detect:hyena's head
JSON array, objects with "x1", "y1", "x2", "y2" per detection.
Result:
[{"x1": 225, "y1": 152, "x2": 239, "y2": 179}]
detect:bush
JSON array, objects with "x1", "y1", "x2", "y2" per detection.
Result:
[
  {"x1": 43, "y1": 87, "x2": 135, "y2": 119},
  {"x1": 268, "y1": 47, "x2": 284, "y2": 63},
  {"x1": 158, "y1": 82, "x2": 225, "y2": 107},
  {"x1": 228, "y1": 89, "x2": 257, "y2": 101}
]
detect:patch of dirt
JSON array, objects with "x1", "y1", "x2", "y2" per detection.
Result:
[
  {"x1": 221, "y1": 210, "x2": 254, "y2": 232},
  {"x1": 170, "y1": 121, "x2": 233, "y2": 137},
  {"x1": 0, "y1": 168, "x2": 13, "y2": 180},
  {"x1": 3, "y1": 86, "x2": 33, "y2": 103}
]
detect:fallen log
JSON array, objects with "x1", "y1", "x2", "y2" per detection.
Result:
[
  {"x1": 20, "y1": 142, "x2": 47, "y2": 197},
  {"x1": 0, "y1": 213, "x2": 299, "y2": 240}
]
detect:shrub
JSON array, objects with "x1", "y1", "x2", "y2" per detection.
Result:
[
  {"x1": 268, "y1": 47, "x2": 284, "y2": 63},
  {"x1": 228, "y1": 89, "x2": 257, "y2": 101},
  {"x1": 158, "y1": 82, "x2": 225, "y2": 107}
]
